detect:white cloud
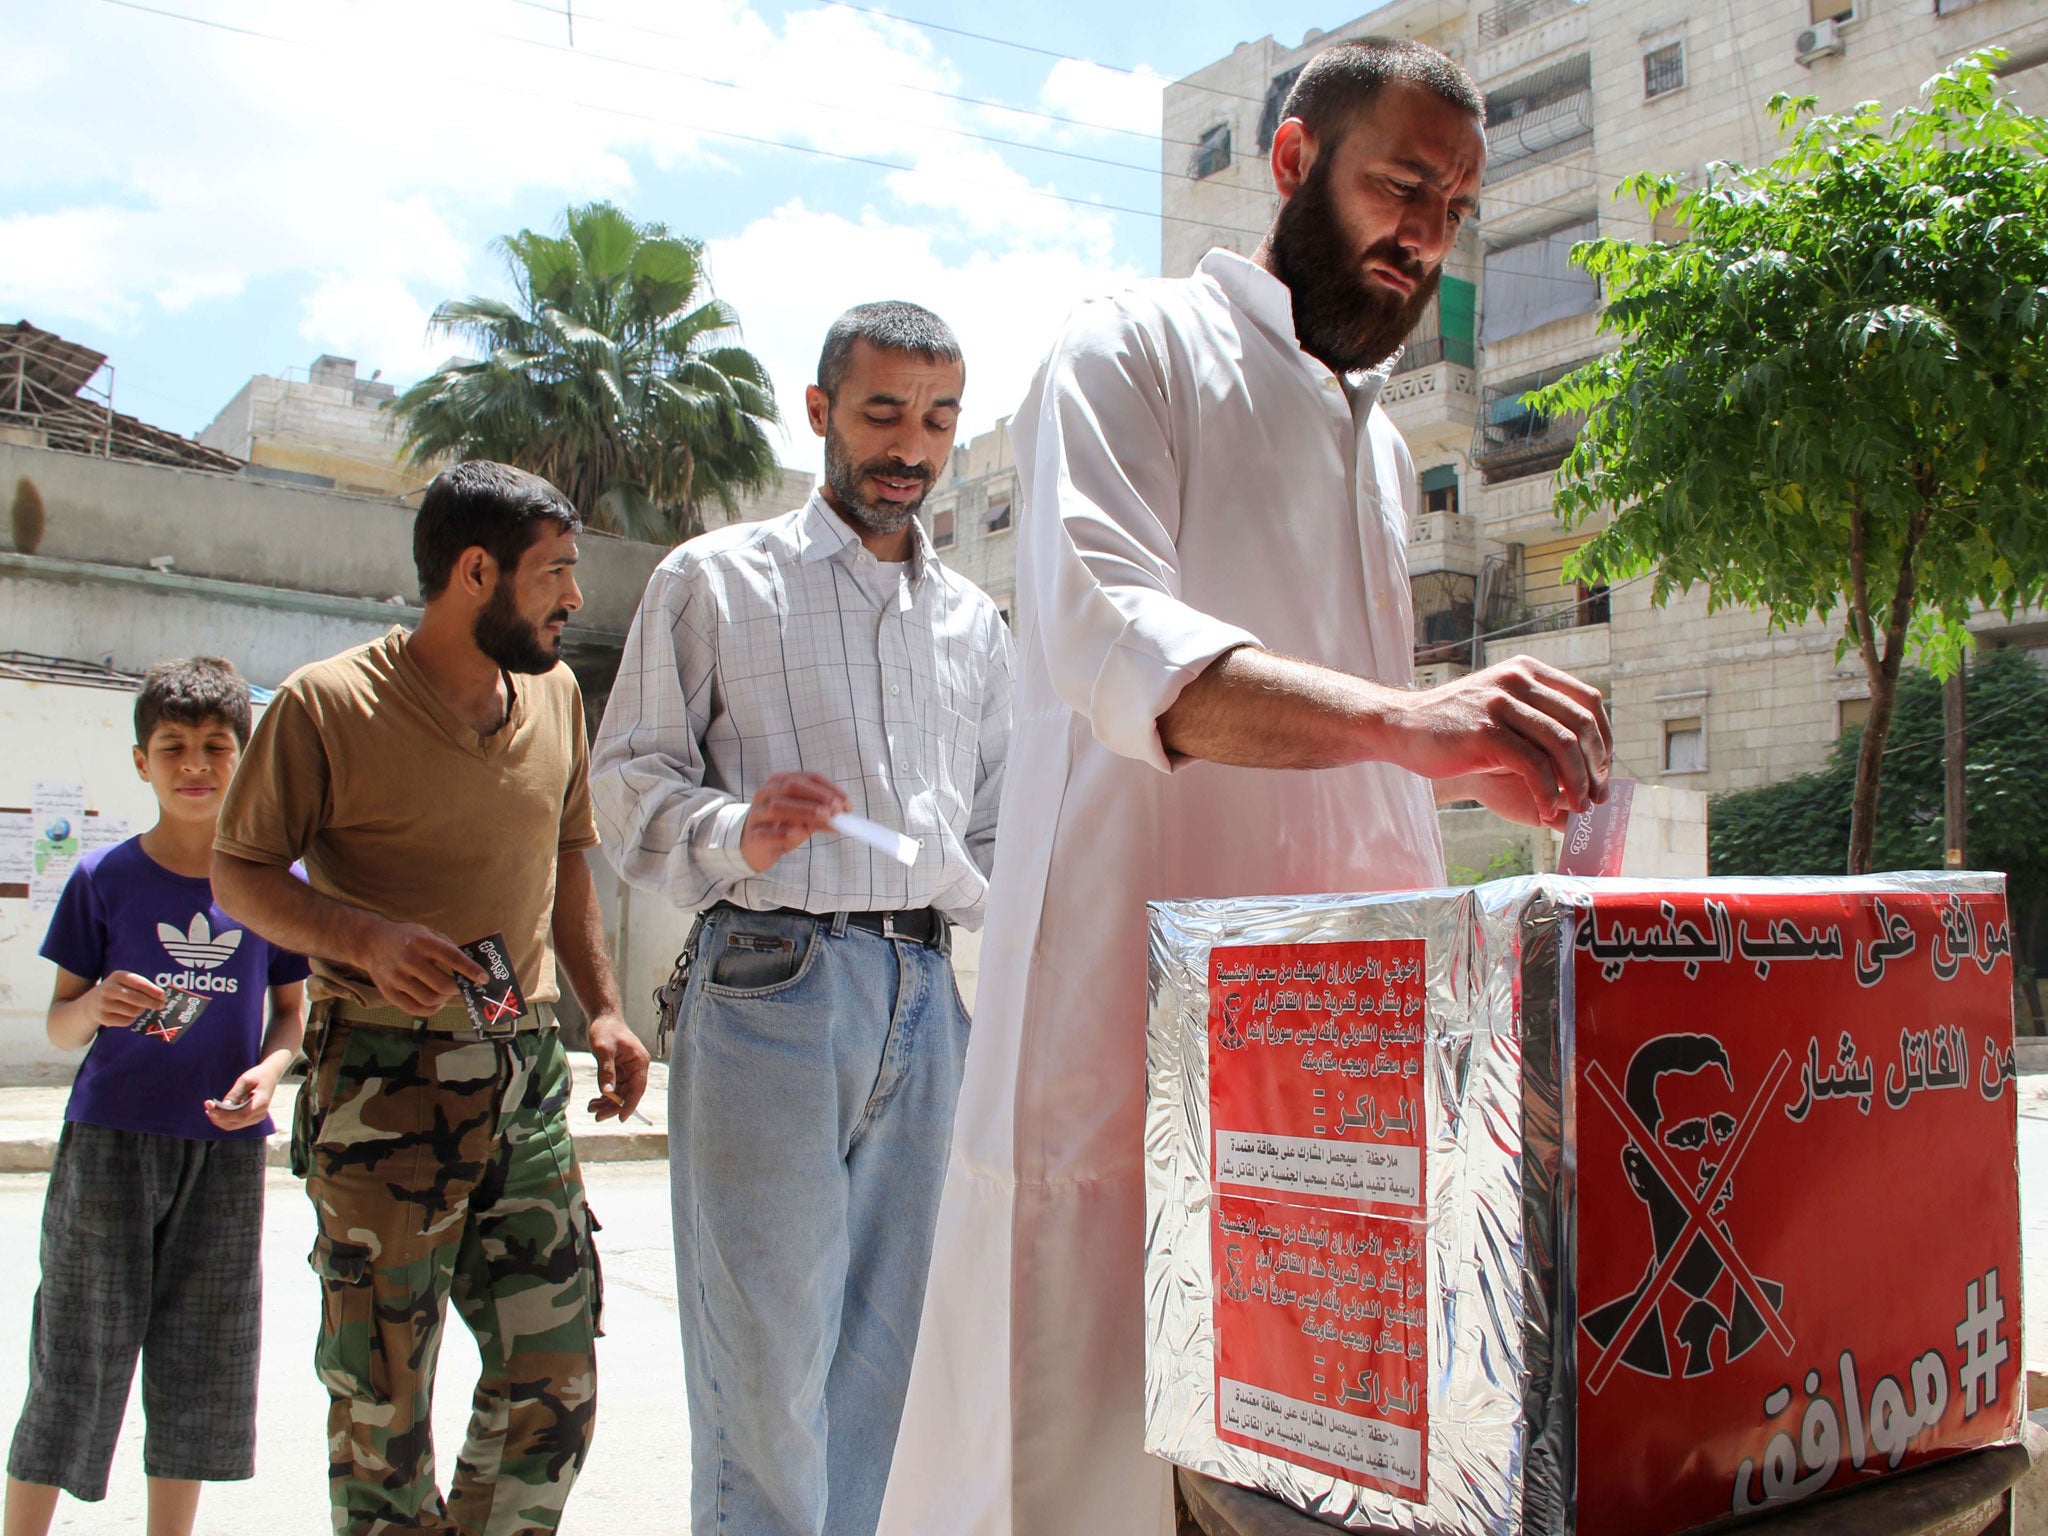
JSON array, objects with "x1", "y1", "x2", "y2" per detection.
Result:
[
  {"x1": 0, "y1": 207, "x2": 143, "y2": 328},
  {"x1": 1039, "y1": 59, "x2": 1169, "y2": 139},
  {"x1": 707, "y1": 200, "x2": 1141, "y2": 469},
  {"x1": 297, "y1": 277, "x2": 444, "y2": 378},
  {"x1": 0, "y1": 0, "x2": 1150, "y2": 464}
]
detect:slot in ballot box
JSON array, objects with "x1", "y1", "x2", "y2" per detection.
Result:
[{"x1": 1143, "y1": 875, "x2": 2023, "y2": 1536}]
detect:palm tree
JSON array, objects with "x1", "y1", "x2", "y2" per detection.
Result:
[{"x1": 390, "y1": 202, "x2": 780, "y2": 544}]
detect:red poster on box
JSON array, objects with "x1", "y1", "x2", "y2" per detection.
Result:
[
  {"x1": 1571, "y1": 889, "x2": 2022, "y2": 1536},
  {"x1": 1207, "y1": 941, "x2": 1430, "y2": 1500},
  {"x1": 1208, "y1": 941, "x2": 1427, "y2": 1213},
  {"x1": 1212, "y1": 1195, "x2": 1428, "y2": 1496}
]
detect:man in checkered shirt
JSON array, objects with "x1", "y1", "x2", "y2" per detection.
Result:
[{"x1": 590, "y1": 301, "x2": 1013, "y2": 1536}]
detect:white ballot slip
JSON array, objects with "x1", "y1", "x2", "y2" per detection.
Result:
[{"x1": 829, "y1": 812, "x2": 918, "y2": 867}]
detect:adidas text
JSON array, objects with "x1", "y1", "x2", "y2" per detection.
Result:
[{"x1": 155, "y1": 970, "x2": 240, "y2": 995}]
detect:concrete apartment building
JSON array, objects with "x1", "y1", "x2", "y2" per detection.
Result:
[
  {"x1": 922, "y1": 420, "x2": 1020, "y2": 624},
  {"x1": 199, "y1": 353, "x2": 424, "y2": 498},
  {"x1": 1153, "y1": 0, "x2": 2048, "y2": 799}
]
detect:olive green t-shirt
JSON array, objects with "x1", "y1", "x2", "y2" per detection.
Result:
[{"x1": 215, "y1": 627, "x2": 599, "y2": 1010}]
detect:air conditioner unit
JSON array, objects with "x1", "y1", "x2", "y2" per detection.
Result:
[{"x1": 1794, "y1": 16, "x2": 1845, "y2": 64}]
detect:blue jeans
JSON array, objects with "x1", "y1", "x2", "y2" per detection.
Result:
[{"x1": 669, "y1": 907, "x2": 971, "y2": 1536}]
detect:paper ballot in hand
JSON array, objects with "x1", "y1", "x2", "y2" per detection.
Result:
[
  {"x1": 1556, "y1": 778, "x2": 1636, "y2": 877},
  {"x1": 829, "y1": 812, "x2": 918, "y2": 867}
]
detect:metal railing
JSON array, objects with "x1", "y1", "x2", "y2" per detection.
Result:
[
  {"x1": 1484, "y1": 56, "x2": 1594, "y2": 182},
  {"x1": 3, "y1": 333, "x2": 115, "y2": 460},
  {"x1": 1476, "y1": 0, "x2": 1586, "y2": 44},
  {"x1": 1412, "y1": 570, "x2": 1478, "y2": 663},
  {"x1": 1472, "y1": 365, "x2": 1586, "y2": 483},
  {"x1": 1391, "y1": 334, "x2": 1478, "y2": 375}
]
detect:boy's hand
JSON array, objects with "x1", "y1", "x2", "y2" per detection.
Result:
[
  {"x1": 204, "y1": 1064, "x2": 278, "y2": 1132},
  {"x1": 586, "y1": 1009, "x2": 652, "y2": 1121},
  {"x1": 89, "y1": 971, "x2": 167, "y2": 1029},
  {"x1": 360, "y1": 921, "x2": 489, "y2": 1015}
]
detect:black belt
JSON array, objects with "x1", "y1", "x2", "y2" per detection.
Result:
[
  {"x1": 709, "y1": 902, "x2": 949, "y2": 950},
  {"x1": 840, "y1": 907, "x2": 947, "y2": 947}
]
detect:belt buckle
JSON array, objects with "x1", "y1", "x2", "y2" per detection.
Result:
[
  {"x1": 880, "y1": 910, "x2": 904, "y2": 943},
  {"x1": 466, "y1": 999, "x2": 520, "y2": 1041}
]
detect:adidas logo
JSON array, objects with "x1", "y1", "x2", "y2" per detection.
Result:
[{"x1": 158, "y1": 913, "x2": 243, "y2": 971}]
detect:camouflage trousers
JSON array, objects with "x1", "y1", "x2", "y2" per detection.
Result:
[{"x1": 295, "y1": 1020, "x2": 602, "y2": 1536}]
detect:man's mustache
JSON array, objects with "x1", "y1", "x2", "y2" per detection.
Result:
[
  {"x1": 862, "y1": 460, "x2": 932, "y2": 484},
  {"x1": 1359, "y1": 240, "x2": 1428, "y2": 289}
]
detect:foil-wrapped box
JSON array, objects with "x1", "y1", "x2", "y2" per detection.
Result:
[{"x1": 1145, "y1": 875, "x2": 2022, "y2": 1535}]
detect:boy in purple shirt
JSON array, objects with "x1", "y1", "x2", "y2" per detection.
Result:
[{"x1": 3, "y1": 658, "x2": 308, "y2": 1536}]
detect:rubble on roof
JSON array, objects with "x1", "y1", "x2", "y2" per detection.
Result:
[{"x1": 0, "y1": 321, "x2": 244, "y2": 474}]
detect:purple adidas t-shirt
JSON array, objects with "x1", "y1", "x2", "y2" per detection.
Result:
[{"x1": 40, "y1": 838, "x2": 310, "y2": 1141}]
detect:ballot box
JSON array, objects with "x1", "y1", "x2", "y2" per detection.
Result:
[{"x1": 1143, "y1": 875, "x2": 2023, "y2": 1536}]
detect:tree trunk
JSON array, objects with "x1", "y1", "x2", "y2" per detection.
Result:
[
  {"x1": 1943, "y1": 664, "x2": 1967, "y2": 868},
  {"x1": 1846, "y1": 664, "x2": 1897, "y2": 875},
  {"x1": 1843, "y1": 497, "x2": 1931, "y2": 876}
]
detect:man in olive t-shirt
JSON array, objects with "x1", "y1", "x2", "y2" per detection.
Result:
[{"x1": 213, "y1": 461, "x2": 649, "y2": 1536}]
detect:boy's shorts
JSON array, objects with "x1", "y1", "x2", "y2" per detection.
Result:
[{"x1": 6, "y1": 1121, "x2": 266, "y2": 1501}]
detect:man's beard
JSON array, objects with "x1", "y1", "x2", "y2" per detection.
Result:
[
  {"x1": 1271, "y1": 155, "x2": 1442, "y2": 375},
  {"x1": 473, "y1": 582, "x2": 567, "y2": 674},
  {"x1": 823, "y1": 425, "x2": 933, "y2": 535}
]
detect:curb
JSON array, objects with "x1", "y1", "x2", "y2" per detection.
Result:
[
  {"x1": 0, "y1": 1130, "x2": 670, "y2": 1176},
  {"x1": 0, "y1": 1139, "x2": 56, "y2": 1175},
  {"x1": 576, "y1": 1131, "x2": 670, "y2": 1163}
]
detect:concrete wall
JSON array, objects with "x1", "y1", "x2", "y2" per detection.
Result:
[
  {"x1": 0, "y1": 441, "x2": 665, "y2": 644},
  {"x1": 0, "y1": 556, "x2": 409, "y2": 689},
  {"x1": 1619, "y1": 782, "x2": 1711, "y2": 877},
  {"x1": 1441, "y1": 783, "x2": 1709, "y2": 884}
]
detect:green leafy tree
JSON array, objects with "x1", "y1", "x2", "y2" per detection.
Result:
[
  {"x1": 1711, "y1": 648, "x2": 2048, "y2": 1027},
  {"x1": 390, "y1": 201, "x2": 780, "y2": 544},
  {"x1": 1534, "y1": 53, "x2": 2048, "y2": 872}
]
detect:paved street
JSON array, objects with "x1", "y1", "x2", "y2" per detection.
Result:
[{"x1": 0, "y1": 1162, "x2": 690, "y2": 1532}]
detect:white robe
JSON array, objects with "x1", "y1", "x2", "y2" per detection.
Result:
[{"x1": 878, "y1": 249, "x2": 1448, "y2": 1536}]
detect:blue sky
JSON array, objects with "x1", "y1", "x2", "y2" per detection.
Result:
[{"x1": 1, "y1": 0, "x2": 1369, "y2": 466}]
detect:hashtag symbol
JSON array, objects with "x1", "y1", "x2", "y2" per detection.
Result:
[{"x1": 1955, "y1": 1268, "x2": 2009, "y2": 1418}]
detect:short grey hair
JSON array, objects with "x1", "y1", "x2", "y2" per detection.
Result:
[
  {"x1": 816, "y1": 301, "x2": 963, "y2": 398},
  {"x1": 1280, "y1": 37, "x2": 1483, "y2": 142}
]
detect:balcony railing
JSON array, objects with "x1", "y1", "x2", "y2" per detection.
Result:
[
  {"x1": 1472, "y1": 365, "x2": 1585, "y2": 483},
  {"x1": 1476, "y1": 0, "x2": 1586, "y2": 44},
  {"x1": 1390, "y1": 334, "x2": 1478, "y2": 375},
  {"x1": 1412, "y1": 570, "x2": 1479, "y2": 664},
  {"x1": 1484, "y1": 56, "x2": 1593, "y2": 182}
]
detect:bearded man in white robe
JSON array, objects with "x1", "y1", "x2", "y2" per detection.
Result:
[{"x1": 880, "y1": 37, "x2": 1613, "y2": 1536}]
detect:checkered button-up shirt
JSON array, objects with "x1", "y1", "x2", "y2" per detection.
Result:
[{"x1": 590, "y1": 493, "x2": 1015, "y2": 926}]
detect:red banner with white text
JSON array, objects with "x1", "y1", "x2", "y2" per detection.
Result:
[{"x1": 1571, "y1": 889, "x2": 2021, "y2": 1536}]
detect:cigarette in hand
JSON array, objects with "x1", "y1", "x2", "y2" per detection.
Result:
[{"x1": 603, "y1": 1088, "x2": 652, "y2": 1126}]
